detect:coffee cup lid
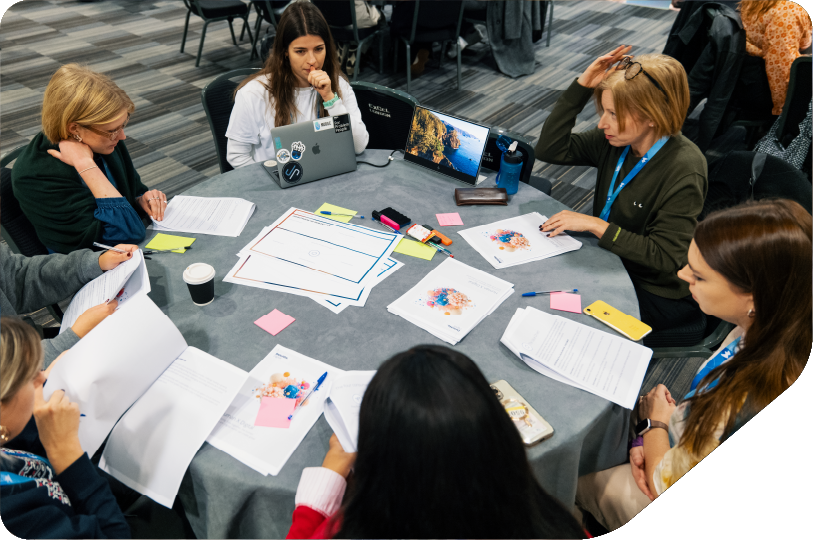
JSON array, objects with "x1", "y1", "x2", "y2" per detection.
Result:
[{"x1": 183, "y1": 263, "x2": 215, "y2": 285}]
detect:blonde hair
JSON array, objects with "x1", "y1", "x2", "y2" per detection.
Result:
[
  {"x1": 739, "y1": 0, "x2": 781, "y2": 22},
  {"x1": 41, "y1": 63, "x2": 135, "y2": 144},
  {"x1": 594, "y1": 54, "x2": 690, "y2": 140},
  {"x1": 0, "y1": 318, "x2": 43, "y2": 404}
]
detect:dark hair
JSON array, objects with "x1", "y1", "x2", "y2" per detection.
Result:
[
  {"x1": 236, "y1": 0, "x2": 344, "y2": 127},
  {"x1": 333, "y1": 345, "x2": 584, "y2": 539},
  {"x1": 683, "y1": 199, "x2": 811, "y2": 453}
]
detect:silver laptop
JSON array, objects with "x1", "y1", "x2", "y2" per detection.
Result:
[{"x1": 263, "y1": 114, "x2": 357, "y2": 188}]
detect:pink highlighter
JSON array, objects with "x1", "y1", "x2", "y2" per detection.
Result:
[{"x1": 379, "y1": 214, "x2": 401, "y2": 230}]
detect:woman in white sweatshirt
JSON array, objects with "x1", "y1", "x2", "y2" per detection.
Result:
[{"x1": 226, "y1": 1, "x2": 369, "y2": 168}]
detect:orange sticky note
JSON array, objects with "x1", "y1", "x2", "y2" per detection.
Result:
[
  {"x1": 255, "y1": 309, "x2": 295, "y2": 336},
  {"x1": 255, "y1": 397, "x2": 296, "y2": 428},
  {"x1": 550, "y1": 293, "x2": 582, "y2": 314}
]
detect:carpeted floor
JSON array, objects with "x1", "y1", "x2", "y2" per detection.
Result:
[{"x1": 1, "y1": 0, "x2": 676, "y2": 212}]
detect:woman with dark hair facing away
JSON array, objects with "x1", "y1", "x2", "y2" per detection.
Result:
[
  {"x1": 0, "y1": 317, "x2": 130, "y2": 538},
  {"x1": 226, "y1": 0, "x2": 369, "y2": 168},
  {"x1": 11, "y1": 64, "x2": 167, "y2": 254},
  {"x1": 535, "y1": 46, "x2": 708, "y2": 337},
  {"x1": 576, "y1": 199, "x2": 811, "y2": 530},
  {"x1": 286, "y1": 345, "x2": 585, "y2": 539}
]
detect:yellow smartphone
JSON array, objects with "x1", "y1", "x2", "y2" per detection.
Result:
[{"x1": 583, "y1": 300, "x2": 652, "y2": 341}]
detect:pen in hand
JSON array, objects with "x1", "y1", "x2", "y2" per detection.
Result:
[{"x1": 93, "y1": 242, "x2": 128, "y2": 254}]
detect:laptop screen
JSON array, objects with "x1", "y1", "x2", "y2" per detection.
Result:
[{"x1": 404, "y1": 106, "x2": 490, "y2": 185}]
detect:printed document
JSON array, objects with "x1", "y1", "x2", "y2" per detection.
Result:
[
  {"x1": 152, "y1": 196, "x2": 256, "y2": 237},
  {"x1": 206, "y1": 345, "x2": 344, "y2": 476},
  {"x1": 323, "y1": 371, "x2": 376, "y2": 452},
  {"x1": 312, "y1": 257, "x2": 403, "y2": 314},
  {"x1": 59, "y1": 249, "x2": 150, "y2": 334},
  {"x1": 458, "y1": 213, "x2": 581, "y2": 269},
  {"x1": 502, "y1": 307, "x2": 651, "y2": 408}
]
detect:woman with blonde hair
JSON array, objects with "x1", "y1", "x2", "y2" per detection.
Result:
[
  {"x1": 11, "y1": 63, "x2": 166, "y2": 253},
  {"x1": 0, "y1": 317, "x2": 130, "y2": 538},
  {"x1": 226, "y1": 0, "x2": 368, "y2": 168},
  {"x1": 575, "y1": 199, "x2": 811, "y2": 530},
  {"x1": 535, "y1": 46, "x2": 707, "y2": 339}
]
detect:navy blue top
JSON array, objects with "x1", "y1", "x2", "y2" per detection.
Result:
[{"x1": 91, "y1": 155, "x2": 146, "y2": 245}]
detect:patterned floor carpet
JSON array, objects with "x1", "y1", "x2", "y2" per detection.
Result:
[{"x1": 0, "y1": 0, "x2": 676, "y2": 212}]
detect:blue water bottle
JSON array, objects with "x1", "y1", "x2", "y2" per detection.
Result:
[{"x1": 495, "y1": 137, "x2": 523, "y2": 196}]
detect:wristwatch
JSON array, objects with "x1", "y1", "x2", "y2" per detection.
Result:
[{"x1": 635, "y1": 418, "x2": 668, "y2": 437}]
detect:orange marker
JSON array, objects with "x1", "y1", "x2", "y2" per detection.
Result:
[{"x1": 422, "y1": 225, "x2": 453, "y2": 246}]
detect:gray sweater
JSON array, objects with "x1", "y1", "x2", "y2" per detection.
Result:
[{"x1": 0, "y1": 244, "x2": 103, "y2": 366}]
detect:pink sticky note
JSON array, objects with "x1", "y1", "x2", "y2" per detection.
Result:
[
  {"x1": 550, "y1": 292, "x2": 582, "y2": 314},
  {"x1": 436, "y1": 212, "x2": 464, "y2": 226},
  {"x1": 254, "y1": 309, "x2": 295, "y2": 336},
  {"x1": 255, "y1": 396, "x2": 296, "y2": 428}
]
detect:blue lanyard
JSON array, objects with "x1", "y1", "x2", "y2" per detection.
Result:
[
  {"x1": 684, "y1": 336, "x2": 741, "y2": 399},
  {"x1": 599, "y1": 137, "x2": 669, "y2": 222}
]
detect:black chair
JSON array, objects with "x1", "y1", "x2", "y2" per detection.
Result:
[
  {"x1": 312, "y1": 0, "x2": 386, "y2": 81},
  {"x1": 181, "y1": 0, "x2": 254, "y2": 67},
  {"x1": 391, "y1": 0, "x2": 465, "y2": 94},
  {"x1": 201, "y1": 68, "x2": 260, "y2": 174},
  {"x1": 1, "y1": 145, "x2": 64, "y2": 322},
  {"x1": 248, "y1": 0, "x2": 288, "y2": 61},
  {"x1": 350, "y1": 81, "x2": 419, "y2": 151},
  {"x1": 774, "y1": 56, "x2": 812, "y2": 151}
]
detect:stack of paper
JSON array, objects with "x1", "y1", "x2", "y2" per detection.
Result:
[
  {"x1": 387, "y1": 258, "x2": 514, "y2": 345},
  {"x1": 501, "y1": 306, "x2": 652, "y2": 409},
  {"x1": 152, "y1": 196, "x2": 256, "y2": 237},
  {"x1": 206, "y1": 345, "x2": 344, "y2": 476},
  {"x1": 458, "y1": 213, "x2": 581, "y2": 269},
  {"x1": 224, "y1": 208, "x2": 403, "y2": 314},
  {"x1": 323, "y1": 370, "x2": 376, "y2": 452}
]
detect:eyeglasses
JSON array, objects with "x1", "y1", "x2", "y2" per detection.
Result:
[
  {"x1": 618, "y1": 57, "x2": 668, "y2": 102},
  {"x1": 80, "y1": 114, "x2": 130, "y2": 141}
]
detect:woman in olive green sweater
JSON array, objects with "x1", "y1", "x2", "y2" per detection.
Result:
[{"x1": 535, "y1": 46, "x2": 708, "y2": 336}]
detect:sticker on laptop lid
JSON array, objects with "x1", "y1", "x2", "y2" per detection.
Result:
[
  {"x1": 333, "y1": 114, "x2": 350, "y2": 134},
  {"x1": 313, "y1": 118, "x2": 334, "y2": 132},
  {"x1": 274, "y1": 137, "x2": 282, "y2": 150},
  {"x1": 281, "y1": 162, "x2": 303, "y2": 184},
  {"x1": 291, "y1": 141, "x2": 305, "y2": 160},
  {"x1": 276, "y1": 149, "x2": 291, "y2": 163}
]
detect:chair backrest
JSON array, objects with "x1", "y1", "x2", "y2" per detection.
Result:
[
  {"x1": 201, "y1": 68, "x2": 260, "y2": 174},
  {"x1": 311, "y1": 0, "x2": 354, "y2": 28},
  {"x1": 1, "y1": 145, "x2": 49, "y2": 256},
  {"x1": 255, "y1": 0, "x2": 288, "y2": 26},
  {"x1": 481, "y1": 128, "x2": 535, "y2": 185},
  {"x1": 776, "y1": 56, "x2": 812, "y2": 145},
  {"x1": 413, "y1": 0, "x2": 464, "y2": 32},
  {"x1": 350, "y1": 81, "x2": 419, "y2": 151}
]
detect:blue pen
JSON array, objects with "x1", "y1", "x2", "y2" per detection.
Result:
[
  {"x1": 288, "y1": 372, "x2": 329, "y2": 420},
  {"x1": 320, "y1": 211, "x2": 364, "y2": 219},
  {"x1": 373, "y1": 218, "x2": 402, "y2": 235},
  {"x1": 522, "y1": 289, "x2": 578, "y2": 297}
]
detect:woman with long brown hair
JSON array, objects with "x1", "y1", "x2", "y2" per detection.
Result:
[
  {"x1": 576, "y1": 199, "x2": 811, "y2": 530},
  {"x1": 226, "y1": 0, "x2": 369, "y2": 168}
]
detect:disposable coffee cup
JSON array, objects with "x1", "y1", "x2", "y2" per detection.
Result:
[{"x1": 183, "y1": 263, "x2": 216, "y2": 306}]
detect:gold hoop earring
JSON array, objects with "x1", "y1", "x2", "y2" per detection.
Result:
[
  {"x1": 748, "y1": 309, "x2": 755, "y2": 318},
  {"x1": 0, "y1": 425, "x2": 10, "y2": 443}
]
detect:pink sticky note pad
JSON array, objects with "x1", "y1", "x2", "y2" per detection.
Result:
[
  {"x1": 550, "y1": 292, "x2": 582, "y2": 314},
  {"x1": 436, "y1": 212, "x2": 464, "y2": 226},
  {"x1": 255, "y1": 309, "x2": 295, "y2": 336},
  {"x1": 255, "y1": 396, "x2": 296, "y2": 428}
]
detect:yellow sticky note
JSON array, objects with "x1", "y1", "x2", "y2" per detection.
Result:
[
  {"x1": 315, "y1": 203, "x2": 358, "y2": 223},
  {"x1": 393, "y1": 238, "x2": 436, "y2": 261},
  {"x1": 145, "y1": 233, "x2": 196, "y2": 253}
]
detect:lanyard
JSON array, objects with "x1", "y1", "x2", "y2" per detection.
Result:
[
  {"x1": 684, "y1": 336, "x2": 742, "y2": 399},
  {"x1": 599, "y1": 137, "x2": 669, "y2": 222}
]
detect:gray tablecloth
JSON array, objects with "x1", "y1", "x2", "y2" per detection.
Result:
[{"x1": 149, "y1": 151, "x2": 636, "y2": 538}]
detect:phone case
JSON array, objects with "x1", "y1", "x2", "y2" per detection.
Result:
[
  {"x1": 583, "y1": 300, "x2": 652, "y2": 341},
  {"x1": 490, "y1": 380, "x2": 553, "y2": 446}
]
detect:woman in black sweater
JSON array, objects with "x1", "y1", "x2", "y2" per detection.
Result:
[{"x1": 0, "y1": 317, "x2": 129, "y2": 539}]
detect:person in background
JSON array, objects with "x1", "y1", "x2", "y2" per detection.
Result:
[
  {"x1": 535, "y1": 46, "x2": 707, "y2": 338},
  {"x1": 740, "y1": 0, "x2": 812, "y2": 116},
  {"x1": 576, "y1": 199, "x2": 811, "y2": 530},
  {"x1": 0, "y1": 317, "x2": 131, "y2": 539},
  {"x1": 286, "y1": 345, "x2": 586, "y2": 539},
  {"x1": 11, "y1": 64, "x2": 166, "y2": 254},
  {"x1": 226, "y1": 1, "x2": 369, "y2": 168},
  {"x1": 0, "y1": 241, "x2": 137, "y2": 366}
]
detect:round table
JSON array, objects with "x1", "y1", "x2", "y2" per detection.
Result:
[{"x1": 146, "y1": 150, "x2": 638, "y2": 538}]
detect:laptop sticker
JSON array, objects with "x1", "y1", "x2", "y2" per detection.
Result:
[
  {"x1": 313, "y1": 118, "x2": 334, "y2": 132},
  {"x1": 333, "y1": 114, "x2": 350, "y2": 134},
  {"x1": 274, "y1": 137, "x2": 282, "y2": 150},
  {"x1": 291, "y1": 141, "x2": 305, "y2": 160},
  {"x1": 276, "y1": 149, "x2": 291, "y2": 163},
  {"x1": 281, "y1": 162, "x2": 303, "y2": 184}
]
